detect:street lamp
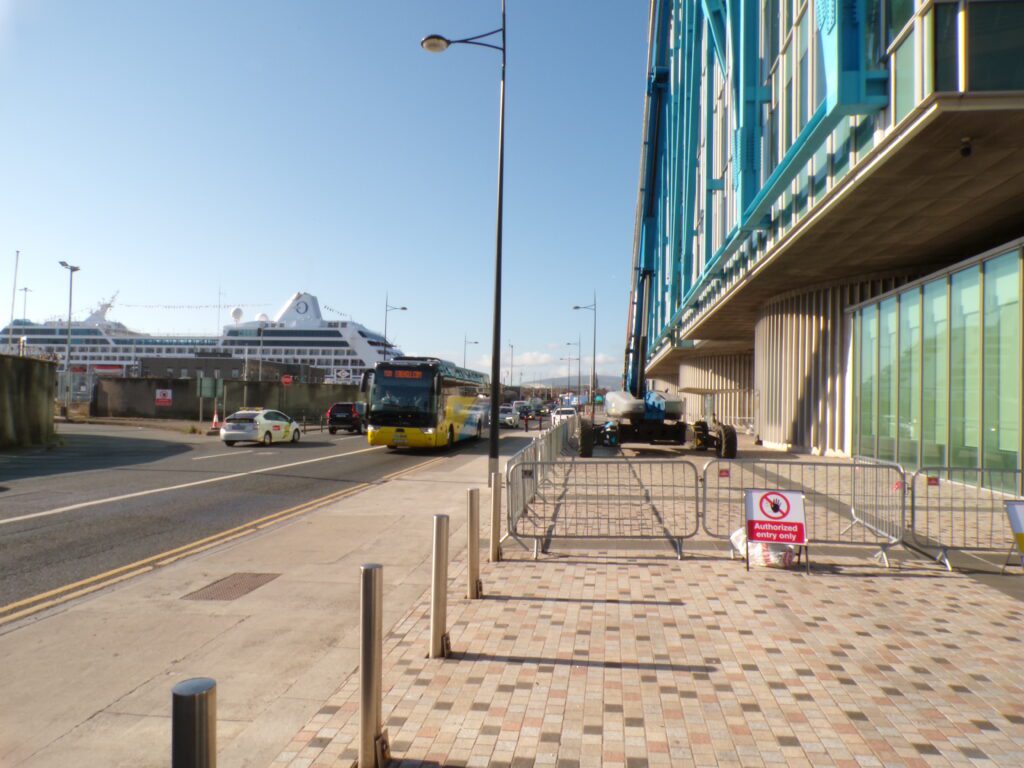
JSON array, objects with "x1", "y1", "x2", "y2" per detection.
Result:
[
  {"x1": 7, "y1": 250, "x2": 19, "y2": 353},
  {"x1": 559, "y1": 356, "x2": 574, "y2": 394},
  {"x1": 19, "y1": 286, "x2": 32, "y2": 321},
  {"x1": 463, "y1": 334, "x2": 479, "y2": 368},
  {"x1": 565, "y1": 337, "x2": 581, "y2": 399},
  {"x1": 58, "y1": 260, "x2": 80, "y2": 416},
  {"x1": 422, "y1": 2, "x2": 506, "y2": 480},
  {"x1": 383, "y1": 292, "x2": 407, "y2": 362},
  {"x1": 574, "y1": 292, "x2": 597, "y2": 420}
]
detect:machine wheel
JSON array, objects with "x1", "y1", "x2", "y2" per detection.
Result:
[
  {"x1": 329, "y1": 427, "x2": 337, "y2": 435},
  {"x1": 292, "y1": 429, "x2": 301, "y2": 443},
  {"x1": 579, "y1": 420, "x2": 595, "y2": 457},
  {"x1": 262, "y1": 432, "x2": 273, "y2": 446},
  {"x1": 716, "y1": 424, "x2": 738, "y2": 459},
  {"x1": 225, "y1": 441, "x2": 236, "y2": 447},
  {"x1": 692, "y1": 420, "x2": 710, "y2": 450}
]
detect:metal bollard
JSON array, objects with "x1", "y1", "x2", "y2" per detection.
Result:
[
  {"x1": 467, "y1": 488, "x2": 482, "y2": 599},
  {"x1": 489, "y1": 472, "x2": 502, "y2": 562},
  {"x1": 358, "y1": 563, "x2": 390, "y2": 767},
  {"x1": 172, "y1": 677, "x2": 216, "y2": 768},
  {"x1": 429, "y1": 514, "x2": 451, "y2": 658}
]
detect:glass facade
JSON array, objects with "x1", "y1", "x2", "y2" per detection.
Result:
[{"x1": 854, "y1": 245, "x2": 1022, "y2": 476}]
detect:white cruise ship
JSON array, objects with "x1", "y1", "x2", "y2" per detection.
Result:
[{"x1": 1, "y1": 292, "x2": 402, "y2": 382}]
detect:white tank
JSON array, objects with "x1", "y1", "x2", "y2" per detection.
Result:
[{"x1": 604, "y1": 390, "x2": 645, "y2": 419}]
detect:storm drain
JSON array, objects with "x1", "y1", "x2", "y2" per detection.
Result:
[{"x1": 182, "y1": 572, "x2": 281, "y2": 601}]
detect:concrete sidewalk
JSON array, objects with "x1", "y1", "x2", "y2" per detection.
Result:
[
  {"x1": 0, "y1": 445, "x2": 497, "y2": 768},
  {"x1": 272, "y1": 541, "x2": 1024, "y2": 766}
]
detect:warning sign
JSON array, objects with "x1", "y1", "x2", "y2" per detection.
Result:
[
  {"x1": 155, "y1": 389, "x2": 173, "y2": 407},
  {"x1": 744, "y1": 489, "x2": 806, "y2": 545}
]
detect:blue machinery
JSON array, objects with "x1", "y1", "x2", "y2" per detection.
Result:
[{"x1": 624, "y1": 0, "x2": 888, "y2": 396}]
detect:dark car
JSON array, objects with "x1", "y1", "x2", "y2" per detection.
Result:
[{"x1": 327, "y1": 402, "x2": 365, "y2": 434}]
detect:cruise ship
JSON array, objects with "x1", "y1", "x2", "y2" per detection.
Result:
[{"x1": 1, "y1": 292, "x2": 402, "y2": 382}]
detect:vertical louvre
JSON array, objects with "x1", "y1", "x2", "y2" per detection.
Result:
[{"x1": 677, "y1": 353, "x2": 755, "y2": 429}]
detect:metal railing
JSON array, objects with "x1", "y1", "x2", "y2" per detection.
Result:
[
  {"x1": 701, "y1": 458, "x2": 905, "y2": 563},
  {"x1": 507, "y1": 458, "x2": 700, "y2": 558},
  {"x1": 908, "y1": 467, "x2": 1024, "y2": 570}
]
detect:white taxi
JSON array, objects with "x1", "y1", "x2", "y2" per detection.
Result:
[{"x1": 220, "y1": 409, "x2": 302, "y2": 446}]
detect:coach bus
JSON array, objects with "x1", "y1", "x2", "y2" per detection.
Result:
[{"x1": 366, "y1": 357, "x2": 489, "y2": 449}]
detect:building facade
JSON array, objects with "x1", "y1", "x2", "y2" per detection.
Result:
[{"x1": 625, "y1": 0, "x2": 1024, "y2": 463}]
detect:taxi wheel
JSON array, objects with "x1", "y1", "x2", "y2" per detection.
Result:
[
  {"x1": 225, "y1": 441, "x2": 236, "y2": 447},
  {"x1": 292, "y1": 429, "x2": 300, "y2": 443},
  {"x1": 262, "y1": 432, "x2": 272, "y2": 446}
]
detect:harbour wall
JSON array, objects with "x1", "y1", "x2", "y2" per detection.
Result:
[
  {"x1": 0, "y1": 354, "x2": 56, "y2": 449},
  {"x1": 92, "y1": 378, "x2": 363, "y2": 422}
]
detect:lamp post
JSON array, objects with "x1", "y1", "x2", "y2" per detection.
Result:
[
  {"x1": 422, "y1": 1, "x2": 506, "y2": 480},
  {"x1": 383, "y1": 292, "x2": 407, "y2": 362},
  {"x1": 463, "y1": 334, "x2": 479, "y2": 368},
  {"x1": 573, "y1": 292, "x2": 597, "y2": 420},
  {"x1": 559, "y1": 356, "x2": 573, "y2": 395},
  {"x1": 19, "y1": 286, "x2": 32, "y2": 321},
  {"x1": 565, "y1": 338, "x2": 581, "y2": 401},
  {"x1": 7, "y1": 250, "x2": 19, "y2": 353},
  {"x1": 508, "y1": 342, "x2": 514, "y2": 392},
  {"x1": 257, "y1": 324, "x2": 264, "y2": 382},
  {"x1": 58, "y1": 260, "x2": 80, "y2": 416}
]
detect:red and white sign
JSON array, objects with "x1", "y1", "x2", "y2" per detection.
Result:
[
  {"x1": 281, "y1": 374, "x2": 293, "y2": 386},
  {"x1": 744, "y1": 489, "x2": 806, "y2": 545},
  {"x1": 155, "y1": 389, "x2": 173, "y2": 407}
]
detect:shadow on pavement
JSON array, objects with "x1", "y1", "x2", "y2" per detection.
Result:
[{"x1": 448, "y1": 650, "x2": 717, "y2": 675}]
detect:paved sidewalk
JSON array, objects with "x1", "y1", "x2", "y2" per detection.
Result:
[{"x1": 273, "y1": 543, "x2": 1024, "y2": 767}]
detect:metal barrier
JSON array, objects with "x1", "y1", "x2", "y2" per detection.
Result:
[
  {"x1": 506, "y1": 458, "x2": 700, "y2": 558},
  {"x1": 908, "y1": 467, "x2": 1024, "y2": 570},
  {"x1": 702, "y1": 459, "x2": 905, "y2": 564}
]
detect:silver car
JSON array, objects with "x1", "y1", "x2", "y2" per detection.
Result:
[{"x1": 220, "y1": 409, "x2": 302, "y2": 446}]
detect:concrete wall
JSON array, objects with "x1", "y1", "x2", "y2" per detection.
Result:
[
  {"x1": 0, "y1": 354, "x2": 56, "y2": 449},
  {"x1": 92, "y1": 378, "x2": 363, "y2": 422},
  {"x1": 677, "y1": 354, "x2": 754, "y2": 429}
]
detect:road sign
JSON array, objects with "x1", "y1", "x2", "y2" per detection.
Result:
[
  {"x1": 281, "y1": 374, "x2": 293, "y2": 386},
  {"x1": 744, "y1": 489, "x2": 806, "y2": 545},
  {"x1": 155, "y1": 388, "x2": 172, "y2": 407}
]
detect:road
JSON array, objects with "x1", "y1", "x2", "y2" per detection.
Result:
[{"x1": 0, "y1": 423, "x2": 519, "y2": 609}]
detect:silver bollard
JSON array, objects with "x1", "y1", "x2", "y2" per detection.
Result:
[
  {"x1": 489, "y1": 472, "x2": 502, "y2": 562},
  {"x1": 172, "y1": 677, "x2": 216, "y2": 768},
  {"x1": 429, "y1": 514, "x2": 451, "y2": 658},
  {"x1": 358, "y1": 563, "x2": 389, "y2": 767},
  {"x1": 467, "y1": 488, "x2": 482, "y2": 599}
]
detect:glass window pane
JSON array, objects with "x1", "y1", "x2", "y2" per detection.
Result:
[
  {"x1": 832, "y1": 118, "x2": 852, "y2": 182},
  {"x1": 878, "y1": 297, "x2": 899, "y2": 461},
  {"x1": 934, "y1": 3, "x2": 959, "y2": 91},
  {"x1": 894, "y1": 29, "x2": 917, "y2": 123},
  {"x1": 983, "y1": 251, "x2": 1020, "y2": 482},
  {"x1": 812, "y1": 141, "x2": 829, "y2": 201},
  {"x1": 888, "y1": 0, "x2": 915, "y2": 43},
  {"x1": 798, "y1": 13, "x2": 810, "y2": 130},
  {"x1": 866, "y1": 0, "x2": 885, "y2": 65},
  {"x1": 950, "y1": 267, "x2": 981, "y2": 468},
  {"x1": 859, "y1": 304, "x2": 879, "y2": 457},
  {"x1": 968, "y1": 0, "x2": 1024, "y2": 91},
  {"x1": 855, "y1": 114, "x2": 875, "y2": 159},
  {"x1": 898, "y1": 289, "x2": 922, "y2": 470},
  {"x1": 922, "y1": 279, "x2": 948, "y2": 466}
]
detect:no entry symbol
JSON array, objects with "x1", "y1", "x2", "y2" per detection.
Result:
[{"x1": 759, "y1": 492, "x2": 790, "y2": 520}]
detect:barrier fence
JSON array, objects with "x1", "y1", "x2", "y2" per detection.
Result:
[
  {"x1": 502, "y1": 424, "x2": 1024, "y2": 568},
  {"x1": 506, "y1": 459, "x2": 700, "y2": 558},
  {"x1": 908, "y1": 467, "x2": 1024, "y2": 570}
]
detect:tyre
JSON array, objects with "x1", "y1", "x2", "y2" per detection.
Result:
[
  {"x1": 720, "y1": 424, "x2": 738, "y2": 459},
  {"x1": 292, "y1": 429, "x2": 300, "y2": 443},
  {"x1": 476, "y1": 422, "x2": 483, "y2": 440},
  {"x1": 262, "y1": 432, "x2": 272, "y2": 446},
  {"x1": 329, "y1": 427, "x2": 337, "y2": 435},
  {"x1": 579, "y1": 420, "x2": 595, "y2": 458},
  {"x1": 225, "y1": 441, "x2": 236, "y2": 447}
]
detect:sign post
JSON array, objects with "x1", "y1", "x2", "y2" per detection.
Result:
[
  {"x1": 743, "y1": 489, "x2": 809, "y2": 573},
  {"x1": 1002, "y1": 501, "x2": 1024, "y2": 574}
]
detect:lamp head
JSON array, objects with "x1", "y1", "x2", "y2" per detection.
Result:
[
  {"x1": 59, "y1": 260, "x2": 68, "y2": 268},
  {"x1": 572, "y1": 305, "x2": 581, "y2": 310},
  {"x1": 421, "y1": 35, "x2": 451, "y2": 53}
]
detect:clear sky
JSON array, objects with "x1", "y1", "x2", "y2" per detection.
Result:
[{"x1": 0, "y1": 0, "x2": 648, "y2": 384}]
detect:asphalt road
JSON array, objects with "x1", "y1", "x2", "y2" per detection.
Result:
[{"x1": 0, "y1": 423, "x2": 525, "y2": 608}]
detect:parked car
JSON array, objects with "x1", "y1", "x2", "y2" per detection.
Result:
[
  {"x1": 221, "y1": 409, "x2": 302, "y2": 446},
  {"x1": 498, "y1": 404, "x2": 521, "y2": 429},
  {"x1": 551, "y1": 406, "x2": 577, "y2": 427},
  {"x1": 327, "y1": 402, "x2": 364, "y2": 434}
]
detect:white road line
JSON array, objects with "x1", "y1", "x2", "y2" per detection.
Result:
[
  {"x1": 0, "y1": 445, "x2": 386, "y2": 527},
  {"x1": 191, "y1": 450, "x2": 255, "y2": 461}
]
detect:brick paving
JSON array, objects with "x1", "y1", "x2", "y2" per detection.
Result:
[{"x1": 271, "y1": 542, "x2": 1024, "y2": 767}]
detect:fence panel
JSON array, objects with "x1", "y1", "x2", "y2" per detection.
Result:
[
  {"x1": 909, "y1": 467, "x2": 1023, "y2": 564},
  {"x1": 702, "y1": 459, "x2": 905, "y2": 549},
  {"x1": 507, "y1": 458, "x2": 700, "y2": 556}
]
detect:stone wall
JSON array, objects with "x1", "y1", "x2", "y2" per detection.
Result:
[{"x1": 0, "y1": 354, "x2": 56, "y2": 448}]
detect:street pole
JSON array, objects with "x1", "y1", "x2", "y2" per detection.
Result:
[
  {"x1": 463, "y1": 334, "x2": 478, "y2": 368},
  {"x1": 577, "y1": 332, "x2": 582, "y2": 400},
  {"x1": 509, "y1": 342, "x2": 513, "y2": 392},
  {"x1": 420, "y1": 0, "x2": 506, "y2": 482},
  {"x1": 590, "y1": 292, "x2": 597, "y2": 420},
  {"x1": 258, "y1": 325, "x2": 264, "y2": 382},
  {"x1": 7, "y1": 250, "x2": 19, "y2": 353},
  {"x1": 59, "y1": 261, "x2": 80, "y2": 416},
  {"x1": 20, "y1": 286, "x2": 31, "y2": 321},
  {"x1": 383, "y1": 293, "x2": 407, "y2": 363}
]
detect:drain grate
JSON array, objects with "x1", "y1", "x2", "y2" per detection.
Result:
[{"x1": 182, "y1": 572, "x2": 281, "y2": 601}]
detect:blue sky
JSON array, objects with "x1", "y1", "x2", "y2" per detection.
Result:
[{"x1": 0, "y1": 1, "x2": 648, "y2": 383}]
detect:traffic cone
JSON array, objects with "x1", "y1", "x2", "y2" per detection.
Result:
[{"x1": 210, "y1": 407, "x2": 221, "y2": 430}]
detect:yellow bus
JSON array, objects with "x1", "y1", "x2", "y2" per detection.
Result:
[{"x1": 366, "y1": 357, "x2": 489, "y2": 449}]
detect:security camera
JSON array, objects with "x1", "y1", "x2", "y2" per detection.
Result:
[{"x1": 960, "y1": 137, "x2": 972, "y2": 158}]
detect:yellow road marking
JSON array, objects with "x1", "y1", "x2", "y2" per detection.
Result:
[{"x1": 0, "y1": 451, "x2": 450, "y2": 626}]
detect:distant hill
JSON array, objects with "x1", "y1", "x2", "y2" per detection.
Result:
[{"x1": 522, "y1": 374, "x2": 621, "y2": 391}]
